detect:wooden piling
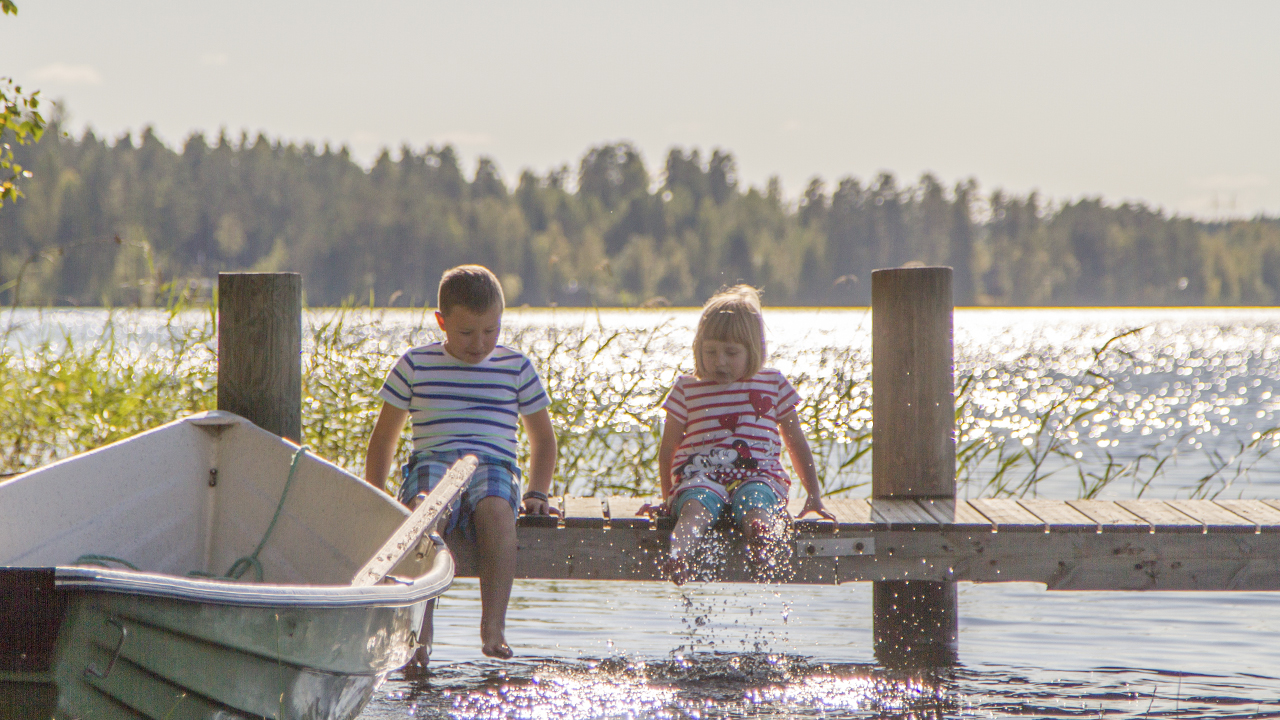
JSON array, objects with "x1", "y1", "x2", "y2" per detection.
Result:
[
  {"x1": 217, "y1": 273, "x2": 302, "y2": 442},
  {"x1": 871, "y1": 267, "x2": 955, "y2": 497},
  {"x1": 871, "y1": 266, "x2": 958, "y2": 667}
]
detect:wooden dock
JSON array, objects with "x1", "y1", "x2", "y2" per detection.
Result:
[
  {"x1": 445, "y1": 496, "x2": 1280, "y2": 591},
  {"x1": 216, "y1": 269, "x2": 1280, "y2": 668}
]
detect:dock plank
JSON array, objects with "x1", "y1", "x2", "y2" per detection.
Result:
[
  {"x1": 1164, "y1": 500, "x2": 1256, "y2": 533},
  {"x1": 1115, "y1": 500, "x2": 1199, "y2": 533},
  {"x1": 824, "y1": 498, "x2": 873, "y2": 529},
  {"x1": 605, "y1": 496, "x2": 653, "y2": 529},
  {"x1": 1214, "y1": 500, "x2": 1280, "y2": 532},
  {"x1": 562, "y1": 496, "x2": 607, "y2": 529},
  {"x1": 870, "y1": 499, "x2": 939, "y2": 530},
  {"x1": 1067, "y1": 500, "x2": 1148, "y2": 532},
  {"x1": 917, "y1": 499, "x2": 994, "y2": 531},
  {"x1": 969, "y1": 498, "x2": 1044, "y2": 531},
  {"x1": 1018, "y1": 499, "x2": 1097, "y2": 532}
]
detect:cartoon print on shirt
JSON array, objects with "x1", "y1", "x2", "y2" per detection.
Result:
[
  {"x1": 730, "y1": 439, "x2": 757, "y2": 470},
  {"x1": 673, "y1": 446, "x2": 736, "y2": 484},
  {"x1": 674, "y1": 439, "x2": 780, "y2": 488}
]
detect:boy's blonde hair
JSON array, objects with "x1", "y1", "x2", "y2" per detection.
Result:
[
  {"x1": 692, "y1": 285, "x2": 766, "y2": 381},
  {"x1": 438, "y1": 265, "x2": 505, "y2": 316}
]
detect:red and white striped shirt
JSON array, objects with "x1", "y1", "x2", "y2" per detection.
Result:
[{"x1": 661, "y1": 369, "x2": 800, "y2": 499}]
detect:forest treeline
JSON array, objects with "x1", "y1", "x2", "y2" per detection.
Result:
[{"x1": 2, "y1": 120, "x2": 1279, "y2": 308}]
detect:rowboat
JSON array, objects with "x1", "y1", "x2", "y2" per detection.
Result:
[{"x1": 0, "y1": 411, "x2": 460, "y2": 720}]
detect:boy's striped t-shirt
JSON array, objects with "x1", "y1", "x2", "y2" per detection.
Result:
[
  {"x1": 378, "y1": 342, "x2": 550, "y2": 461},
  {"x1": 661, "y1": 369, "x2": 800, "y2": 494}
]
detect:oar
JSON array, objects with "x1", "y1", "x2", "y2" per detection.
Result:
[{"x1": 351, "y1": 455, "x2": 477, "y2": 586}]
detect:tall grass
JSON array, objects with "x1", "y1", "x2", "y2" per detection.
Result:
[
  {"x1": 0, "y1": 306, "x2": 217, "y2": 475},
  {"x1": 2, "y1": 305, "x2": 1274, "y2": 499}
]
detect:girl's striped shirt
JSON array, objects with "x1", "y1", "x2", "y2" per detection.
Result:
[
  {"x1": 379, "y1": 342, "x2": 550, "y2": 461},
  {"x1": 661, "y1": 369, "x2": 800, "y2": 498}
]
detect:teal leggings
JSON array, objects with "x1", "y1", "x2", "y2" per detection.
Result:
[{"x1": 672, "y1": 482, "x2": 784, "y2": 527}]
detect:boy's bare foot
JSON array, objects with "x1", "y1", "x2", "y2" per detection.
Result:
[
  {"x1": 481, "y1": 623, "x2": 513, "y2": 659},
  {"x1": 482, "y1": 641, "x2": 514, "y2": 659}
]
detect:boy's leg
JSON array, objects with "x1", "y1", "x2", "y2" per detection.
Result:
[
  {"x1": 404, "y1": 487, "x2": 440, "y2": 667},
  {"x1": 412, "y1": 598, "x2": 435, "y2": 667},
  {"x1": 472, "y1": 495, "x2": 517, "y2": 659}
]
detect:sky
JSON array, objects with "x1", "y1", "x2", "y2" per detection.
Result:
[{"x1": 3, "y1": 1, "x2": 1278, "y2": 219}]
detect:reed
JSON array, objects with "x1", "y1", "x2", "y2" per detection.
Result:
[
  {"x1": 1, "y1": 306, "x2": 1272, "y2": 500},
  {"x1": 0, "y1": 305, "x2": 216, "y2": 476}
]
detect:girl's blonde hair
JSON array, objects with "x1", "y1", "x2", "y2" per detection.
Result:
[{"x1": 692, "y1": 285, "x2": 766, "y2": 381}]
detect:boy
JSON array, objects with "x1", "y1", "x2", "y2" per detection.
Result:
[{"x1": 364, "y1": 265, "x2": 557, "y2": 662}]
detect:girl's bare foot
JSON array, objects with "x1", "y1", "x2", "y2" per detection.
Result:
[{"x1": 662, "y1": 555, "x2": 696, "y2": 585}]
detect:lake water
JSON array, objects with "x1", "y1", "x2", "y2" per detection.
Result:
[{"x1": 6, "y1": 307, "x2": 1280, "y2": 718}]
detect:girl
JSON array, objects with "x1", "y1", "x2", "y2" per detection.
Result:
[{"x1": 658, "y1": 285, "x2": 834, "y2": 584}]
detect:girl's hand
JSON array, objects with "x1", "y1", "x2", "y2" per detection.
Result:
[
  {"x1": 797, "y1": 495, "x2": 836, "y2": 522},
  {"x1": 638, "y1": 501, "x2": 671, "y2": 518}
]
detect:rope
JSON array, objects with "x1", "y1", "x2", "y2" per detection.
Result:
[
  {"x1": 74, "y1": 554, "x2": 139, "y2": 570},
  {"x1": 225, "y1": 446, "x2": 309, "y2": 582}
]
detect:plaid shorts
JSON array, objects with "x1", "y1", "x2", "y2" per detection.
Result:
[{"x1": 399, "y1": 450, "x2": 521, "y2": 540}]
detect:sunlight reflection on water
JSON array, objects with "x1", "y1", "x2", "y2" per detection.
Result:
[
  {"x1": 8, "y1": 308, "x2": 1280, "y2": 718},
  {"x1": 357, "y1": 578, "x2": 1280, "y2": 720}
]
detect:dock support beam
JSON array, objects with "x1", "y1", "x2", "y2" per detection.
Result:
[
  {"x1": 871, "y1": 266, "x2": 958, "y2": 667},
  {"x1": 217, "y1": 273, "x2": 302, "y2": 442}
]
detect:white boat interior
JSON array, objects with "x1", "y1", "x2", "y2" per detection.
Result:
[{"x1": 0, "y1": 411, "x2": 443, "y2": 604}]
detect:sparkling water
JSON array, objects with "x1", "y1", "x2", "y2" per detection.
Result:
[{"x1": 6, "y1": 307, "x2": 1279, "y2": 718}]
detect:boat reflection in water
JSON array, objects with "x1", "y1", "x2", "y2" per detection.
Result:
[{"x1": 0, "y1": 412, "x2": 453, "y2": 720}]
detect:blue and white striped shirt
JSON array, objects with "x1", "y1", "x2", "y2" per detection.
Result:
[{"x1": 378, "y1": 342, "x2": 550, "y2": 461}]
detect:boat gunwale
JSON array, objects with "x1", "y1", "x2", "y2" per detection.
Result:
[{"x1": 43, "y1": 535, "x2": 454, "y2": 609}]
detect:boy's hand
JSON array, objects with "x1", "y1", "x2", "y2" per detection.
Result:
[
  {"x1": 797, "y1": 495, "x2": 836, "y2": 521},
  {"x1": 521, "y1": 494, "x2": 561, "y2": 516}
]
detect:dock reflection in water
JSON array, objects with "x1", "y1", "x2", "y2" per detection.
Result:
[{"x1": 359, "y1": 578, "x2": 1280, "y2": 720}]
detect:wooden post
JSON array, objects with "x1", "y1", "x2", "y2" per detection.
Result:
[
  {"x1": 871, "y1": 266, "x2": 958, "y2": 667},
  {"x1": 217, "y1": 273, "x2": 302, "y2": 441}
]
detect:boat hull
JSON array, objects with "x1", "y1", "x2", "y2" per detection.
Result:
[
  {"x1": 50, "y1": 589, "x2": 421, "y2": 719},
  {"x1": 0, "y1": 412, "x2": 453, "y2": 719}
]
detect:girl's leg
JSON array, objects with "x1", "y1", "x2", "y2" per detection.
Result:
[
  {"x1": 732, "y1": 483, "x2": 791, "y2": 573},
  {"x1": 666, "y1": 489, "x2": 722, "y2": 584},
  {"x1": 731, "y1": 482, "x2": 787, "y2": 539},
  {"x1": 670, "y1": 496, "x2": 716, "y2": 559}
]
